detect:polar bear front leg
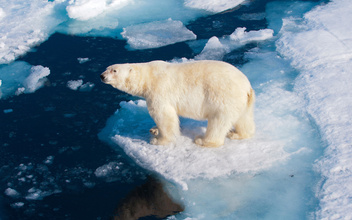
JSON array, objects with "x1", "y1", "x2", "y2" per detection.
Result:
[{"x1": 149, "y1": 106, "x2": 180, "y2": 145}]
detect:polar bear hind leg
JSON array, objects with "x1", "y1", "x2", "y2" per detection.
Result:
[
  {"x1": 195, "y1": 114, "x2": 234, "y2": 147},
  {"x1": 227, "y1": 89, "x2": 255, "y2": 140},
  {"x1": 227, "y1": 111, "x2": 255, "y2": 139}
]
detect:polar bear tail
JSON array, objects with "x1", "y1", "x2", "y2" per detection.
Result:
[{"x1": 247, "y1": 88, "x2": 255, "y2": 109}]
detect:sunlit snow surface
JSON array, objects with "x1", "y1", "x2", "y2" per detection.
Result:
[
  {"x1": 276, "y1": 0, "x2": 352, "y2": 218},
  {"x1": 1, "y1": 0, "x2": 352, "y2": 219}
]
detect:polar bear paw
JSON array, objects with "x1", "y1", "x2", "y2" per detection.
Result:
[
  {"x1": 194, "y1": 136, "x2": 221, "y2": 148},
  {"x1": 227, "y1": 130, "x2": 251, "y2": 139},
  {"x1": 150, "y1": 136, "x2": 171, "y2": 145},
  {"x1": 149, "y1": 126, "x2": 159, "y2": 136}
]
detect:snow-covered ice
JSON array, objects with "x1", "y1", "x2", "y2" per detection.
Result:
[
  {"x1": 0, "y1": 0, "x2": 63, "y2": 64},
  {"x1": 66, "y1": 0, "x2": 130, "y2": 21},
  {"x1": 275, "y1": 0, "x2": 352, "y2": 218}
]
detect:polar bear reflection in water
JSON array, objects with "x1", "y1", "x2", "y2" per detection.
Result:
[{"x1": 100, "y1": 60, "x2": 255, "y2": 147}]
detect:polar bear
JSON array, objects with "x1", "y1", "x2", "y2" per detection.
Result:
[{"x1": 100, "y1": 60, "x2": 255, "y2": 147}]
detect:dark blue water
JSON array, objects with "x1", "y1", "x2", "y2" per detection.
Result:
[{"x1": 0, "y1": 1, "x2": 324, "y2": 219}]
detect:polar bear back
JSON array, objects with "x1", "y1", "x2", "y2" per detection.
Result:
[{"x1": 144, "y1": 60, "x2": 251, "y2": 120}]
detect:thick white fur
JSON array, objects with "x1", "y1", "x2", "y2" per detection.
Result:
[{"x1": 101, "y1": 60, "x2": 255, "y2": 147}]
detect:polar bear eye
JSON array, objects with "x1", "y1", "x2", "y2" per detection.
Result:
[{"x1": 113, "y1": 70, "x2": 117, "y2": 73}]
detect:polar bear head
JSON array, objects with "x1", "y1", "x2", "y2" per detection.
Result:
[
  {"x1": 100, "y1": 64, "x2": 132, "y2": 89},
  {"x1": 100, "y1": 64, "x2": 147, "y2": 97}
]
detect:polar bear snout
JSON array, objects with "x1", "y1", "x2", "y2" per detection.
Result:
[
  {"x1": 100, "y1": 73, "x2": 107, "y2": 82},
  {"x1": 100, "y1": 70, "x2": 112, "y2": 84}
]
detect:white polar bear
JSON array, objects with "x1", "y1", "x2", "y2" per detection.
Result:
[{"x1": 101, "y1": 60, "x2": 255, "y2": 147}]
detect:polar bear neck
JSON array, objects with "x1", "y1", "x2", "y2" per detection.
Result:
[{"x1": 123, "y1": 64, "x2": 152, "y2": 98}]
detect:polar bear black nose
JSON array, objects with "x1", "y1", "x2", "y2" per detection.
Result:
[{"x1": 100, "y1": 74, "x2": 106, "y2": 81}]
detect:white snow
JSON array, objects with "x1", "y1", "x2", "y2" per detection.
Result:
[
  {"x1": 275, "y1": 0, "x2": 352, "y2": 218},
  {"x1": 0, "y1": 0, "x2": 64, "y2": 64},
  {"x1": 121, "y1": 19, "x2": 197, "y2": 50},
  {"x1": 184, "y1": 0, "x2": 246, "y2": 13},
  {"x1": 66, "y1": 0, "x2": 130, "y2": 21}
]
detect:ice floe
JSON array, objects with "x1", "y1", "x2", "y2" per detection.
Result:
[
  {"x1": 121, "y1": 19, "x2": 197, "y2": 50},
  {"x1": 0, "y1": 61, "x2": 50, "y2": 99}
]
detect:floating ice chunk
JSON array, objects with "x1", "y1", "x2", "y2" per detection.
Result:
[
  {"x1": 22, "y1": 65, "x2": 50, "y2": 94},
  {"x1": 44, "y1": 156, "x2": 54, "y2": 165},
  {"x1": 184, "y1": 0, "x2": 245, "y2": 13},
  {"x1": 4, "y1": 188, "x2": 20, "y2": 198},
  {"x1": 10, "y1": 202, "x2": 24, "y2": 208},
  {"x1": 0, "y1": 61, "x2": 49, "y2": 98},
  {"x1": 67, "y1": 79, "x2": 83, "y2": 90},
  {"x1": 195, "y1": 28, "x2": 273, "y2": 60},
  {"x1": 25, "y1": 187, "x2": 61, "y2": 201},
  {"x1": 121, "y1": 18, "x2": 197, "y2": 50},
  {"x1": 95, "y1": 162, "x2": 121, "y2": 178},
  {"x1": 79, "y1": 82, "x2": 95, "y2": 92},
  {"x1": 230, "y1": 27, "x2": 274, "y2": 44},
  {"x1": 66, "y1": 0, "x2": 130, "y2": 21},
  {"x1": 94, "y1": 162, "x2": 124, "y2": 182},
  {"x1": 67, "y1": 80, "x2": 95, "y2": 91},
  {"x1": 77, "y1": 57, "x2": 90, "y2": 64},
  {"x1": 25, "y1": 188, "x2": 42, "y2": 200},
  {"x1": 195, "y1": 36, "x2": 230, "y2": 60}
]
